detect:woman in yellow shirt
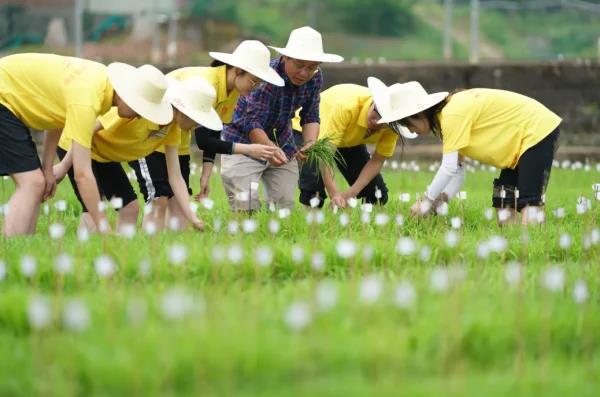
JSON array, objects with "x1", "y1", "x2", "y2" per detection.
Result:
[
  {"x1": 291, "y1": 82, "x2": 413, "y2": 208},
  {"x1": 130, "y1": 40, "x2": 284, "y2": 229},
  {"x1": 0, "y1": 53, "x2": 167, "y2": 236},
  {"x1": 373, "y1": 79, "x2": 561, "y2": 224},
  {"x1": 54, "y1": 75, "x2": 231, "y2": 232}
]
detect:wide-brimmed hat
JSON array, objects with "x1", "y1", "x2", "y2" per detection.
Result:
[
  {"x1": 166, "y1": 77, "x2": 223, "y2": 131},
  {"x1": 107, "y1": 63, "x2": 173, "y2": 125},
  {"x1": 209, "y1": 40, "x2": 284, "y2": 87},
  {"x1": 269, "y1": 26, "x2": 343, "y2": 63},
  {"x1": 368, "y1": 77, "x2": 448, "y2": 139}
]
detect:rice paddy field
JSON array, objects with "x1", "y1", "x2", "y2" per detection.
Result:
[{"x1": 1, "y1": 158, "x2": 600, "y2": 396}]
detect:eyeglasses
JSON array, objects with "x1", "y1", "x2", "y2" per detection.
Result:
[{"x1": 290, "y1": 58, "x2": 320, "y2": 74}]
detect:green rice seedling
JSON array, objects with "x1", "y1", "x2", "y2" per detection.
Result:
[{"x1": 304, "y1": 137, "x2": 346, "y2": 171}]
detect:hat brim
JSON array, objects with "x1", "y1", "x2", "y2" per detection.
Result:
[
  {"x1": 268, "y1": 46, "x2": 343, "y2": 63},
  {"x1": 389, "y1": 122, "x2": 419, "y2": 140},
  {"x1": 107, "y1": 63, "x2": 173, "y2": 125},
  {"x1": 377, "y1": 92, "x2": 448, "y2": 124},
  {"x1": 367, "y1": 76, "x2": 389, "y2": 118},
  {"x1": 177, "y1": 106, "x2": 223, "y2": 131},
  {"x1": 367, "y1": 76, "x2": 440, "y2": 140},
  {"x1": 166, "y1": 83, "x2": 223, "y2": 131},
  {"x1": 399, "y1": 127, "x2": 419, "y2": 140},
  {"x1": 209, "y1": 52, "x2": 285, "y2": 87}
]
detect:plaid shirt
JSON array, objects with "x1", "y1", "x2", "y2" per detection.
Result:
[{"x1": 221, "y1": 57, "x2": 322, "y2": 159}]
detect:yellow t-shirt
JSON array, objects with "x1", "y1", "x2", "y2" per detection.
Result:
[
  {"x1": 292, "y1": 84, "x2": 398, "y2": 157},
  {"x1": 156, "y1": 65, "x2": 239, "y2": 155},
  {"x1": 58, "y1": 107, "x2": 181, "y2": 163},
  {"x1": 0, "y1": 53, "x2": 113, "y2": 148},
  {"x1": 440, "y1": 89, "x2": 561, "y2": 169}
]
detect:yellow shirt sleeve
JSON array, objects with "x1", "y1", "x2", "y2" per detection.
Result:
[
  {"x1": 63, "y1": 104, "x2": 100, "y2": 149},
  {"x1": 441, "y1": 114, "x2": 472, "y2": 154},
  {"x1": 319, "y1": 105, "x2": 351, "y2": 147},
  {"x1": 163, "y1": 124, "x2": 182, "y2": 147},
  {"x1": 374, "y1": 130, "x2": 398, "y2": 157}
]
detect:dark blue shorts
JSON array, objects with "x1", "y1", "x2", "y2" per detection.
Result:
[
  {"x1": 294, "y1": 132, "x2": 388, "y2": 208},
  {"x1": 492, "y1": 128, "x2": 560, "y2": 211},
  {"x1": 57, "y1": 147, "x2": 137, "y2": 213},
  {"x1": 0, "y1": 103, "x2": 40, "y2": 176},
  {"x1": 129, "y1": 151, "x2": 191, "y2": 202}
]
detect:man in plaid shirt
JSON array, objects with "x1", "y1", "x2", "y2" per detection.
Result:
[{"x1": 220, "y1": 26, "x2": 343, "y2": 211}]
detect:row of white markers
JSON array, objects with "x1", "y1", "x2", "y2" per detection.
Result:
[{"x1": 20, "y1": 262, "x2": 590, "y2": 334}]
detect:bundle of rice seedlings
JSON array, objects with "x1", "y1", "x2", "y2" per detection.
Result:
[{"x1": 303, "y1": 137, "x2": 346, "y2": 170}]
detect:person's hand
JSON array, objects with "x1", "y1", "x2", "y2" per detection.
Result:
[
  {"x1": 53, "y1": 162, "x2": 68, "y2": 184},
  {"x1": 194, "y1": 177, "x2": 211, "y2": 201},
  {"x1": 42, "y1": 168, "x2": 57, "y2": 202},
  {"x1": 295, "y1": 140, "x2": 315, "y2": 162},
  {"x1": 190, "y1": 218, "x2": 205, "y2": 231},
  {"x1": 268, "y1": 147, "x2": 288, "y2": 167},
  {"x1": 244, "y1": 144, "x2": 278, "y2": 161},
  {"x1": 329, "y1": 192, "x2": 347, "y2": 209},
  {"x1": 410, "y1": 197, "x2": 434, "y2": 218}
]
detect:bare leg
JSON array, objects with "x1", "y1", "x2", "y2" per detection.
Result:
[
  {"x1": 3, "y1": 169, "x2": 45, "y2": 236},
  {"x1": 143, "y1": 196, "x2": 168, "y2": 231},
  {"x1": 117, "y1": 200, "x2": 139, "y2": 232},
  {"x1": 521, "y1": 205, "x2": 544, "y2": 225},
  {"x1": 167, "y1": 197, "x2": 189, "y2": 231},
  {"x1": 27, "y1": 202, "x2": 42, "y2": 234},
  {"x1": 496, "y1": 207, "x2": 519, "y2": 226},
  {"x1": 79, "y1": 213, "x2": 98, "y2": 233}
]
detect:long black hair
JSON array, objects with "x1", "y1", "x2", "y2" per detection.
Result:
[
  {"x1": 422, "y1": 98, "x2": 448, "y2": 138},
  {"x1": 210, "y1": 59, "x2": 230, "y2": 68}
]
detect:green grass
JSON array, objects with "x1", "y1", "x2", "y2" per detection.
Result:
[
  {"x1": 322, "y1": 27, "x2": 469, "y2": 62},
  {"x1": 451, "y1": 5, "x2": 599, "y2": 60},
  {"x1": 1, "y1": 160, "x2": 600, "y2": 396}
]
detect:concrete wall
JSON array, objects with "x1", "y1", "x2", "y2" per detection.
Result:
[{"x1": 320, "y1": 61, "x2": 600, "y2": 143}]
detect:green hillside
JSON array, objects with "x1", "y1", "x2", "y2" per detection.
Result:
[{"x1": 201, "y1": 0, "x2": 599, "y2": 61}]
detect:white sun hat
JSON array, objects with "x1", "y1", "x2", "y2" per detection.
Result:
[
  {"x1": 269, "y1": 26, "x2": 343, "y2": 63},
  {"x1": 368, "y1": 77, "x2": 448, "y2": 139},
  {"x1": 166, "y1": 77, "x2": 223, "y2": 131},
  {"x1": 209, "y1": 40, "x2": 284, "y2": 87},
  {"x1": 107, "y1": 63, "x2": 173, "y2": 125}
]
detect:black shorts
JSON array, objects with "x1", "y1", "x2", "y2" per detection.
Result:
[
  {"x1": 0, "y1": 103, "x2": 41, "y2": 176},
  {"x1": 57, "y1": 147, "x2": 137, "y2": 213},
  {"x1": 129, "y1": 151, "x2": 191, "y2": 202},
  {"x1": 492, "y1": 128, "x2": 560, "y2": 211},
  {"x1": 297, "y1": 139, "x2": 388, "y2": 208}
]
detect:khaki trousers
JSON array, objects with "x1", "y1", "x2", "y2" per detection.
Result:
[{"x1": 220, "y1": 154, "x2": 298, "y2": 211}]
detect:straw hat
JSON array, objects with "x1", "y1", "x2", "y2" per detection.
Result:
[
  {"x1": 166, "y1": 77, "x2": 223, "y2": 131},
  {"x1": 269, "y1": 26, "x2": 343, "y2": 63},
  {"x1": 209, "y1": 40, "x2": 284, "y2": 87},
  {"x1": 368, "y1": 77, "x2": 448, "y2": 139},
  {"x1": 107, "y1": 63, "x2": 173, "y2": 125}
]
